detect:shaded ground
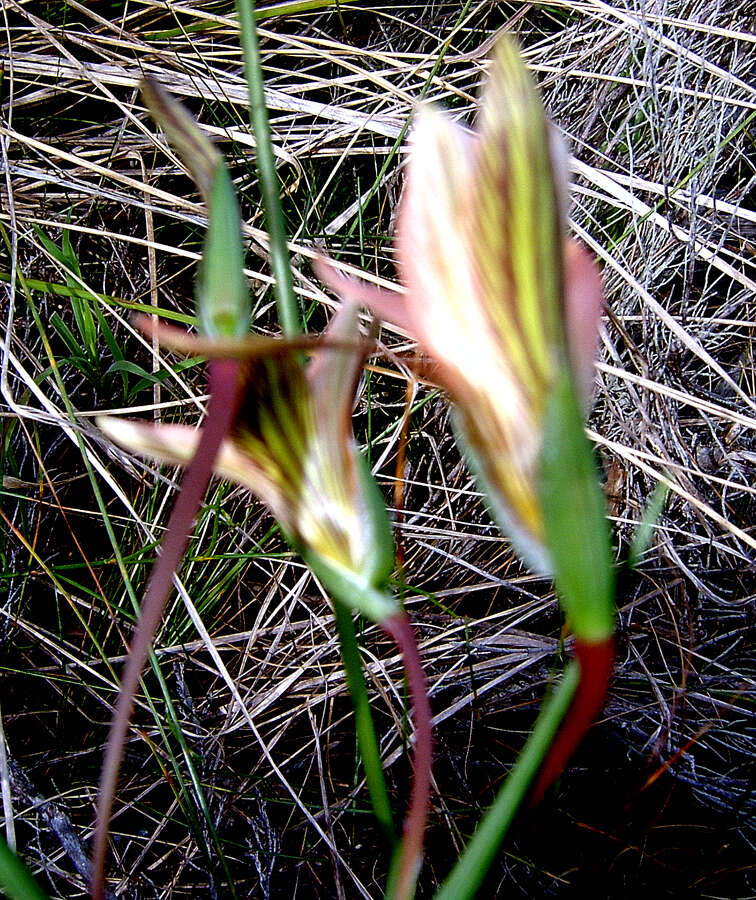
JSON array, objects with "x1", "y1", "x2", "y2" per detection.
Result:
[{"x1": 1, "y1": 1, "x2": 754, "y2": 897}]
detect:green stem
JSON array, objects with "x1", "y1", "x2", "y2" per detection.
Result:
[
  {"x1": 434, "y1": 662, "x2": 580, "y2": 900},
  {"x1": 235, "y1": 0, "x2": 301, "y2": 336},
  {"x1": 333, "y1": 600, "x2": 396, "y2": 843}
]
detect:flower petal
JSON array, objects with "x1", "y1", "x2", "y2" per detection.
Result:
[
  {"x1": 98, "y1": 418, "x2": 200, "y2": 467},
  {"x1": 563, "y1": 239, "x2": 603, "y2": 404},
  {"x1": 98, "y1": 416, "x2": 291, "y2": 528},
  {"x1": 305, "y1": 301, "x2": 367, "y2": 499},
  {"x1": 308, "y1": 298, "x2": 366, "y2": 438},
  {"x1": 395, "y1": 105, "x2": 480, "y2": 351},
  {"x1": 313, "y1": 257, "x2": 414, "y2": 335},
  {"x1": 470, "y1": 36, "x2": 564, "y2": 404},
  {"x1": 451, "y1": 392, "x2": 550, "y2": 574}
]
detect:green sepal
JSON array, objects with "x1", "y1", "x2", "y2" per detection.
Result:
[
  {"x1": 303, "y1": 548, "x2": 397, "y2": 623},
  {"x1": 141, "y1": 77, "x2": 220, "y2": 205},
  {"x1": 354, "y1": 446, "x2": 396, "y2": 590},
  {"x1": 286, "y1": 447, "x2": 396, "y2": 623},
  {"x1": 539, "y1": 368, "x2": 615, "y2": 642},
  {"x1": 196, "y1": 162, "x2": 251, "y2": 340}
]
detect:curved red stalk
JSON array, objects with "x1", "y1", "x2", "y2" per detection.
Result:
[
  {"x1": 381, "y1": 612, "x2": 433, "y2": 900},
  {"x1": 90, "y1": 358, "x2": 244, "y2": 900},
  {"x1": 529, "y1": 636, "x2": 615, "y2": 806}
]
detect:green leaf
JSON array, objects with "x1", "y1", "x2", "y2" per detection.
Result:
[
  {"x1": 70, "y1": 292, "x2": 99, "y2": 363},
  {"x1": 61, "y1": 228, "x2": 82, "y2": 279},
  {"x1": 34, "y1": 225, "x2": 98, "y2": 360},
  {"x1": 628, "y1": 479, "x2": 669, "y2": 569},
  {"x1": 0, "y1": 837, "x2": 50, "y2": 900},
  {"x1": 92, "y1": 302, "x2": 122, "y2": 363},
  {"x1": 33, "y1": 225, "x2": 80, "y2": 279},
  {"x1": 123, "y1": 358, "x2": 204, "y2": 401},
  {"x1": 539, "y1": 369, "x2": 615, "y2": 642},
  {"x1": 58, "y1": 356, "x2": 98, "y2": 380},
  {"x1": 93, "y1": 303, "x2": 127, "y2": 396},
  {"x1": 50, "y1": 312, "x2": 86, "y2": 360},
  {"x1": 105, "y1": 359, "x2": 160, "y2": 381}
]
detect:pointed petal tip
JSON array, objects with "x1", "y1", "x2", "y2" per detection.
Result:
[
  {"x1": 407, "y1": 101, "x2": 476, "y2": 173},
  {"x1": 411, "y1": 101, "x2": 462, "y2": 140},
  {"x1": 140, "y1": 77, "x2": 221, "y2": 206},
  {"x1": 313, "y1": 256, "x2": 414, "y2": 334},
  {"x1": 98, "y1": 416, "x2": 200, "y2": 465},
  {"x1": 97, "y1": 414, "x2": 144, "y2": 449}
]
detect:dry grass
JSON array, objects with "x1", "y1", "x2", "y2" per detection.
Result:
[{"x1": 1, "y1": 1, "x2": 754, "y2": 897}]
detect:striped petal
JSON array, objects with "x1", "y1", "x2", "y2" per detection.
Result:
[
  {"x1": 321, "y1": 36, "x2": 603, "y2": 575},
  {"x1": 100, "y1": 303, "x2": 396, "y2": 616},
  {"x1": 470, "y1": 37, "x2": 565, "y2": 406},
  {"x1": 97, "y1": 417, "x2": 292, "y2": 527}
]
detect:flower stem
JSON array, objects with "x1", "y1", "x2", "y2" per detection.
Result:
[
  {"x1": 382, "y1": 612, "x2": 433, "y2": 900},
  {"x1": 433, "y1": 661, "x2": 580, "y2": 900},
  {"x1": 90, "y1": 359, "x2": 243, "y2": 900},
  {"x1": 529, "y1": 636, "x2": 615, "y2": 804},
  {"x1": 235, "y1": 0, "x2": 301, "y2": 336},
  {"x1": 333, "y1": 601, "x2": 397, "y2": 843}
]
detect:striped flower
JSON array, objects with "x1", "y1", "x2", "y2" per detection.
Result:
[
  {"x1": 99, "y1": 302, "x2": 396, "y2": 623},
  {"x1": 318, "y1": 38, "x2": 603, "y2": 575}
]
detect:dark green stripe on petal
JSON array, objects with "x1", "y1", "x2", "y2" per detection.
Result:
[{"x1": 472, "y1": 37, "x2": 564, "y2": 405}]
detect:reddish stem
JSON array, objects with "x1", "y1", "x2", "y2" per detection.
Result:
[
  {"x1": 90, "y1": 358, "x2": 243, "y2": 900},
  {"x1": 529, "y1": 635, "x2": 615, "y2": 806},
  {"x1": 382, "y1": 612, "x2": 433, "y2": 900}
]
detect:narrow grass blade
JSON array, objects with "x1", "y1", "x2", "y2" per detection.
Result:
[{"x1": 628, "y1": 479, "x2": 669, "y2": 569}]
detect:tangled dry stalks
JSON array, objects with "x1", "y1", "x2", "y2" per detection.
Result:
[{"x1": 1, "y1": 1, "x2": 753, "y2": 897}]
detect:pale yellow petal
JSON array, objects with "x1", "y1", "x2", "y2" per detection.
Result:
[
  {"x1": 98, "y1": 417, "x2": 200, "y2": 468},
  {"x1": 97, "y1": 416, "x2": 291, "y2": 528},
  {"x1": 471, "y1": 36, "x2": 564, "y2": 402},
  {"x1": 396, "y1": 105, "x2": 479, "y2": 346}
]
